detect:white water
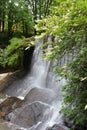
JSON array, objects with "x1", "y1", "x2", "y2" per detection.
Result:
[{"x1": 3, "y1": 36, "x2": 68, "y2": 130}]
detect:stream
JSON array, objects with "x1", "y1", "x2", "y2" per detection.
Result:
[{"x1": 1, "y1": 36, "x2": 68, "y2": 130}]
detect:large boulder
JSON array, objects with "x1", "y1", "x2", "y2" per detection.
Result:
[
  {"x1": 24, "y1": 87, "x2": 56, "y2": 104},
  {"x1": 7, "y1": 101, "x2": 50, "y2": 128}
]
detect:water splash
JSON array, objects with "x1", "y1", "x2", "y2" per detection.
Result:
[{"x1": 2, "y1": 35, "x2": 69, "y2": 130}]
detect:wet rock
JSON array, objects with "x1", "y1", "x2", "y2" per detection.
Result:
[
  {"x1": 24, "y1": 87, "x2": 56, "y2": 104},
  {"x1": 0, "y1": 72, "x2": 15, "y2": 91},
  {"x1": 7, "y1": 101, "x2": 50, "y2": 128},
  {"x1": 46, "y1": 124, "x2": 68, "y2": 130},
  {"x1": 0, "y1": 111, "x2": 5, "y2": 118},
  {"x1": 0, "y1": 97, "x2": 23, "y2": 115},
  {"x1": 64, "y1": 116, "x2": 74, "y2": 128},
  {"x1": 0, "y1": 73, "x2": 9, "y2": 81},
  {"x1": 72, "y1": 124, "x2": 87, "y2": 130},
  {"x1": 0, "y1": 118, "x2": 25, "y2": 130},
  {"x1": 0, "y1": 70, "x2": 24, "y2": 92},
  {"x1": 0, "y1": 93, "x2": 8, "y2": 103}
]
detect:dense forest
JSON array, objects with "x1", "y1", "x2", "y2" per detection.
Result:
[
  {"x1": 0, "y1": 0, "x2": 87, "y2": 130},
  {"x1": 0, "y1": 0, "x2": 52, "y2": 70}
]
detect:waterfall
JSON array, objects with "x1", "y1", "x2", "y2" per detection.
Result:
[{"x1": 2, "y1": 35, "x2": 68, "y2": 130}]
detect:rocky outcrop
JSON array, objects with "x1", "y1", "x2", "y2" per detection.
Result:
[
  {"x1": 0, "y1": 93, "x2": 8, "y2": 103},
  {"x1": 24, "y1": 87, "x2": 56, "y2": 105},
  {"x1": 0, "y1": 73, "x2": 12, "y2": 91},
  {"x1": 0, "y1": 97, "x2": 22, "y2": 116},
  {"x1": 23, "y1": 46, "x2": 35, "y2": 71},
  {"x1": 0, "y1": 118, "x2": 25, "y2": 130},
  {"x1": 46, "y1": 124, "x2": 68, "y2": 130},
  {"x1": 6, "y1": 101, "x2": 50, "y2": 128},
  {"x1": 0, "y1": 93, "x2": 8, "y2": 118},
  {"x1": 0, "y1": 71, "x2": 23, "y2": 92}
]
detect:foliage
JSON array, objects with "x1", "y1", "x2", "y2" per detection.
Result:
[
  {"x1": 7, "y1": 53, "x2": 19, "y2": 68},
  {"x1": 62, "y1": 48, "x2": 87, "y2": 125},
  {"x1": 27, "y1": 0, "x2": 53, "y2": 20},
  {"x1": 0, "y1": 0, "x2": 34, "y2": 37},
  {"x1": 0, "y1": 0, "x2": 53, "y2": 38},
  {"x1": 0, "y1": 37, "x2": 23, "y2": 69},
  {"x1": 5, "y1": 38, "x2": 24, "y2": 55},
  {"x1": 36, "y1": 0, "x2": 87, "y2": 129},
  {"x1": 0, "y1": 48, "x2": 7, "y2": 68},
  {"x1": 0, "y1": 37, "x2": 35, "y2": 70}
]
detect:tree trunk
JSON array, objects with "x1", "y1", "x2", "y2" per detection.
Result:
[
  {"x1": 8, "y1": 11, "x2": 13, "y2": 37},
  {"x1": 8, "y1": 3, "x2": 14, "y2": 37},
  {"x1": 34, "y1": 0, "x2": 37, "y2": 20},
  {"x1": 22, "y1": 20, "x2": 25, "y2": 34},
  {"x1": 0, "y1": 15, "x2": 5, "y2": 32}
]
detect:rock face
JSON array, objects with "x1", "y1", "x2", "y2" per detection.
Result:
[
  {"x1": 24, "y1": 87, "x2": 56, "y2": 104},
  {"x1": 0, "y1": 97, "x2": 22, "y2": 115},
  {"x1": 0, "y1": 71, "x2": 23, "y2": 92},
  {"x1": 0, "y1": 73, "x2": 11, "y2": 91},
  {"x1": 23, "y1": 46, "x2": 35, "y2": 71},
  {"x1": 0, "y1": 93, "x2": 8, "y2": 103},
  {"x1": 0, "y1": 118, "x2": 25, "y2": 130},
  {"x1": 7, "y1": 101, "x2": 50, "y2": 128},
  {"x1": 46, "y1": 124, "x2": 68, "y2": 130}
]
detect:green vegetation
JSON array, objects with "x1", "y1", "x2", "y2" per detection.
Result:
[
  {"x1": 0, "y1": 0, "x2": 52, "y2": 70},
  {"x1": 0, "y1": 0, "x2": 52, "y2": 39},
  {"x1": 0, "y1": 0, "x2": 34, "y2": 38},
  {"x1": 36, "y1": 0, "x2": 87, "y2": 129},
  {"x1": 0, "y1": 37, "x2": 35, "y2": 70},
  {"x1": 0, "y1": 0, "x2": 53, "y2": 70},
  {"x1": 0, "y1": 37, "x2": 23, "y2": 69},
  {"x1": 0, "y1": 0, "x2": 87, "y2": 129}
]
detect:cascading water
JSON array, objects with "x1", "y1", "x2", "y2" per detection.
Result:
[
  {"x1": 3, "y1": 38, "x2": 50, "y2": 98},
  {"x1": 2, "y1": 35, "x2": 68, "y2": 130}
]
